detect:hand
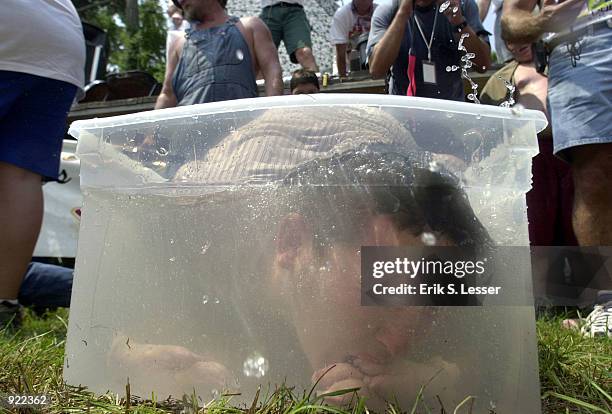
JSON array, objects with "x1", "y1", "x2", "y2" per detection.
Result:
[
  {"x1": 440, "y1": 0, "x2": 466, "y2": 26},
  {"x1": 109, "y1": 336, "x2": 235, "y2": 397},
  {"x1": 539, "y1": 0, "x2": 585, "y2": 32},
  {"x1": 398, "y1": 0, "x2": 414, "y2": 16}
]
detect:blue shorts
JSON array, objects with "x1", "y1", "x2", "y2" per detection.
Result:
[
  {"x1": 548, "y1": 21, "x2": 612, "y2": 160},
  {"x1": 0, "y1": 71, "x2": 77, "y2": 180}
]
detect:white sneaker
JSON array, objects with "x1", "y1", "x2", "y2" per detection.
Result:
[{"x1": 580, "y1": 300, "x2": 612, "y2": 338}]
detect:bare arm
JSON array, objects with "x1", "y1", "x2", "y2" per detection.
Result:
[
  {"x1": 249, "y1": 17, "x2": 283, "y2": 96},
  {"x1": 502, "y1": 0, "x2": 584, "y2": 43},
  {"x1": 155, "y1": 36, "x2": 183, "y2": 109},
  {"x1": 336, "y1": 44, "x2": 348, "y2": 77},
  {"x1": 369, "y1": 0, "x2": 413, "y2": 79},
  {"x1": 477, "y1": 0, "x2": 491, "y2": 23}
]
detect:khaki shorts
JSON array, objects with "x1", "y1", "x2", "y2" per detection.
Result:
[{"x1": 260, "y1": 3, "x2": 312, "y2": 63}]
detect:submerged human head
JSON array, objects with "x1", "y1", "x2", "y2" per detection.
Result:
[{"x1": 174, "y1": 105, "x2": 492, "y2": 405}]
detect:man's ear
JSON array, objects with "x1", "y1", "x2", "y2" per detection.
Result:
[{"x1": 275, "y1": 213, "x2": 312, "y2": 270}]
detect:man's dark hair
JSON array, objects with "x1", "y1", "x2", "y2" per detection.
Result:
[{"x1": 290, "y1": 69, "x2": 320, "y2": 93}]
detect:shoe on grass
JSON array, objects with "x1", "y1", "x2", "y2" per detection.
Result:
[
  {"x1": 580, "y1": 291, "x2": 612, "y2": 338},
  {"x1": 0, "y1": 300, "x2": 23, "y2": 330}
]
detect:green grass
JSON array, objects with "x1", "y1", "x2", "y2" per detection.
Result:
[{"x1": 1, "y1": 309, "x2": 610, "y2": 413}]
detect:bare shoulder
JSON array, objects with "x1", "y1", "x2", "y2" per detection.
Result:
[
  {"x1": 169, "y1": 34, "x2": 187, "y2": 59},
  {"x1": 239, "y1": 16, "x2": 269, "y2": 35}
]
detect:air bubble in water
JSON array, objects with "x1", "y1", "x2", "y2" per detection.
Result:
[
  {"x1": 243, "y1": 352, "x2": 269, "y2": 378},
  {"x1": 421, "y1": 232, "x2": 437, "y2": 246},
  {"x1": 202, "y1": 295, "x2": 209, "y2": 304},
  {"x1": 200, "y1": 241, "x2": 211, "y2": 254}
]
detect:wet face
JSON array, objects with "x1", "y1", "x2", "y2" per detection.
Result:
[
  {"x1": 506, "y1": 42, "x2": 533, "y2": 64},
  {"x1": 291, "y1": 83, "x2": 320, "y2": 95},
  {"x1": 273, "y1": 212, "x2": 453, "y2": 374}
]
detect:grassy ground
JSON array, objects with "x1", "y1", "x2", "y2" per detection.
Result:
[{"x1": 0, "y1": 309, "x2": 610, "y2": 414}]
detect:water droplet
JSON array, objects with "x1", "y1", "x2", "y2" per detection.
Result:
[
  {"x1": 236, "y1": 49, "x2": 244, "y2": 61},
  {"x1": 169, "y1": 256, "x2": 176, "y2": 262},
  {"x1": 200, "y1": 242, "x2": 211, "y2": 255},
  {"x1": 243, "y1": 352, "x2": 269, "y2": 378},
  {"x1": 421, "y1": 232, "x2": 437, "y2": 246},
  {"x1": 202, "y1": 295, "x2": 209, "y2": 304}
]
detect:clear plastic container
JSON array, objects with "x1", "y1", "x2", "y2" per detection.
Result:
[{"x1": 65, "y1": 94, "x2": 547, "y2": 413}]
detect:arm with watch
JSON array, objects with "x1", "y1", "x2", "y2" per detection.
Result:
[{"x1": 442, "y1": 0, "x2": 492, "y2": 72}]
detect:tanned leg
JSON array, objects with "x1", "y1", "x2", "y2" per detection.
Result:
[
  {"x1": 570, "y1": 143, "x2": 612, "y2": 246},
  {"x1": 0, "y1": 162, "x2": 43, "y2": 299},
  {"x1": 294, "y1": 47, "x2": 318, "y2": 72}
]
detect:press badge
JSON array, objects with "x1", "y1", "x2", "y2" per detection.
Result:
[{"x1": 422, "y1": 61, "x2": 437, "y2": 84}]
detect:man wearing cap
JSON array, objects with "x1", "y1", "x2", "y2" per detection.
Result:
[
  {"x1": 0, "y1": 0, "x2": 85, "y2": 327},
  {"x1": 259, "y1": 0, "x2": 319, "y2": 71},
  {"x1": 155, "y1": 0, "x2": 283, "y2": 108},
  {"x1": 367, "y1": 0, "x2": 491, "y2": 100},
  {"x1": 329, "y1": 0, "x2": 378, "y2": 78},
  {"x1": 502, "y1": 0, "x2": 612, "y2": 247}
]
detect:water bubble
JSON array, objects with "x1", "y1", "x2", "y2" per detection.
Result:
[
  {"x1": 200, "y1": 241, "x2": 211, "y2": 254},
  {"x1": 243, "y1": 352, "x2": 269, "y2": 378},
  {"x1": 169, "y1": 256, "x2": 176, "y2": 262},
  {"x1": 439, "y1": 0, "x2": 451, "y2": 12},
  {"x1": 428, "y1": 161, "x2": 440, "y2": 172},
  {"x1": 202, "y1": 295, "x2": 209, "y2": 304},
  {"x1": 421, "y1": 232, "x2": 437, "y2": 246},
  {"x1": 236, "y1": 49, "x2": 244, "y2": 61}
]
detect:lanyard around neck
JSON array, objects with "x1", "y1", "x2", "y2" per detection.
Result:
[{"x1": 414, "y1": 7, "x2": 438, "y2": 62}]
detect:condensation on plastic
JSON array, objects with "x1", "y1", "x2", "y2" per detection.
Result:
[{"x1": 65, "y1": 95, "x2": 546, "y2": 413}]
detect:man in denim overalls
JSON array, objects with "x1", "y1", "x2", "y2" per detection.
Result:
[{"x1": 156, "y1": 0, "x2": 283, "y2": 108}]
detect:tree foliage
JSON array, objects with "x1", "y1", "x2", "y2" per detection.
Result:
[{"x1": 73, "y1": 0, "x2": 167, "y2": 82}]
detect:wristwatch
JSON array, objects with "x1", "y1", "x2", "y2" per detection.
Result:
[{"x1": 454, "y1": 20, "x2": 468, "y2": 33}]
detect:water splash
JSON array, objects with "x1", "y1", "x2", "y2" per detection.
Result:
[
  {"x1": 439, "y1": 0, "x2": 451, "y2": 12},
  {"x1": 421, "y1": 232, "x2": 437, "y2": 246},
  {"x1": 458, "y1": 33, "x2": 480, "y2": 104},
  {"x1": 498, "y1": 76, "x2": 516, "y2": 108},
  {"x1": 243, "y1": 352, "x2": 269, "y2": 378}
]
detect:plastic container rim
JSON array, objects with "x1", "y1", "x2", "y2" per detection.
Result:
[{"x1": 68, "y1": 94, "x2": 549, "y2": 139}]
